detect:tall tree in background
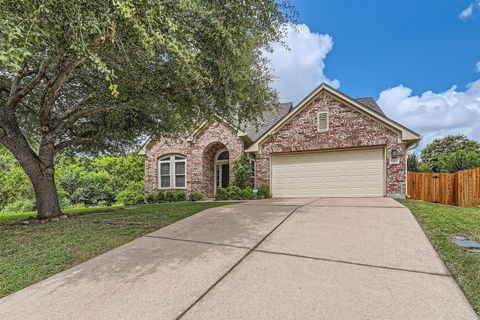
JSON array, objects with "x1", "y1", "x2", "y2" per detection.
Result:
[
  {"x1": 421, "y1": 135, "x2": 480, "y2": 172},
  {"x1": 407, "y1": 153, "x2": 419, "y2": 172},
  {"x1": 0, "y1": 0, "x2": 294, "y2": 218}
]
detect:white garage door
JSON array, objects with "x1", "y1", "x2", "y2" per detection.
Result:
[{"x1": 271, "y1": 148, "x2": 385, "y2": 197}]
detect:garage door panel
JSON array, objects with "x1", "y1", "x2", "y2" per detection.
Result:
[{"x1": 271, "y1": 148, "x2": 384, "y2": 197}]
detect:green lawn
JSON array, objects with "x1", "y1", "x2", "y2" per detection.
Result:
[
  {"x1": 398, "y1": 199, "x2": 480, "y2": 314},
  {"x1": 0, "y1": 202, "x2": 232, "y2": 298},
  {"x1": 0, "y1": 205, "x2": 126, "y2": 225}
]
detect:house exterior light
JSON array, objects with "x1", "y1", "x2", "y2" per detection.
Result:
[{"x1": 391, "y1": 149, "x2": 398, "y2": 159}]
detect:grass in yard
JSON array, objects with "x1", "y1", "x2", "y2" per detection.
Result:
[
  {"x1": 0, "y1": 201, "x2": 232, "y2": 298},
  {"x1": 398, "y1": 199, "x2": 480, "y2": 314},
  {"x1": 0, "y1": 205, "x2": 129, "y2": 225}
]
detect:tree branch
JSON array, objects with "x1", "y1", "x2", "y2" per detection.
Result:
[
  {"x1": 56, "y1": 94, "x2": 96, "y2": 121},
  {"x1": 39, "y1": 56, "x2": 86, "y2": 128},
  {"x1": 62, "y1": 103, "x2": 118, "y2": 123},
  {"x1": 50, "y1": 99, "x2": 119, "y2": 138},
  {"x1": 5, "y1": 64, "x2": 25, "y2": 108},
  {"x1": 54, "y1": 135, "x2": 101, "y2": 153},
  {"x1": 8, "y1": 59, "x2": 49, "y2": 109}
]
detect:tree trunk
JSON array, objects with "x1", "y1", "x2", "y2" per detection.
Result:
[
  {"x1": 30, "y1": 167, "x2": 62, "y2": 219},
  {"x1": 0, "y1": 127, "x2": 62, "y2": 219}
]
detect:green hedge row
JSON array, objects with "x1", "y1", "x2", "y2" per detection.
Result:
[
  {"x1": 215, "y1": 185, "x2": 270, "y2": 200},
  {"x1": 124, "y1": 191, "x2": 204, "y2": 205}
]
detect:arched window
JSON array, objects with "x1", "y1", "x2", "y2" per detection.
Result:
[
  {"x1": 217, "y1": 150, "x2": 229, "y2": 160},
  {"x1": 158, "y1": 155, "x2": 186, "y2": 189}
]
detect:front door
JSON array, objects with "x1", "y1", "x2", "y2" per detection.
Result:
[
  {"x1": 215, "y1": 149, "x2": 230, "y2": 194},
  {"x1": 215, "y1": 163, "x2": 230, "y2": 189},
  {"x1": 221, "y1": 163, "x2": 229, "y2": 187}
]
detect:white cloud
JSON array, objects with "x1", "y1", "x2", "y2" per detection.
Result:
[
  {"x1": 377, "y1": 80, "x2": 480, "y2": 149},
  {"x1": 459, "y1": 1, "x2": 480, "y2": 19},
  {"x1": 265, "y1": 23, "x2": 339, "y2": 104},
  {"x1": 460, "y1": 4, "x2": 474, "y2": 19}
]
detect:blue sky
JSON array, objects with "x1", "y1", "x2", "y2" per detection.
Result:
[{"x1": 266, "y1": 0, "x2": 480, "y2": 147}]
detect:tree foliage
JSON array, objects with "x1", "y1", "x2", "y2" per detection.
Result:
[
  {"x1": 436, "y1": 150, "x2": 480, "y2": 173},
  {"x1": 421, "y1": 135, "x2": 480, "y2": 172},
  {"x1": 0, "y1": 146, "x2": 144, "y2": 213},
  {"x1": 232, "y1": 154, "x2": 252, "y2": 188},
  {"x1": 407, "y1": 153, "x2": 419, "y2": 172},
  {"x1": 0, "y1": 0, "x2": 293, "y2": 217}
]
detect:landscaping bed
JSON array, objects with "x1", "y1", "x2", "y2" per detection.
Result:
[
  {"x1": 0, "y1": 202, "x2": 232, "y2": 298},
  {"x1": 398, "y1": 199, "x2": 480, "y2": 314}
]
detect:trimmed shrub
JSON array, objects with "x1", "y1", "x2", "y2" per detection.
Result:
[
  {"x1": 164, "y1": 191, "x2": 176, "y2": 202},
  {"x1": 189, "y1": 192, "x2": 203, "y2": 201},
  {"x1": 153, "y1": 191, "x2": 165, "y2": 203},
  {"x1": 227, "y1": 186, "x2": 242, "y2": 200},
  {"x1": 258, "y1": 185, "x2": 271, "y2": 198},
  {"x1": 240, "y1": 186, "x2": 255, "y2": 200},
  {"x1": 176, "y1": 191, "x2": 187, "y2": 201},
  {"x1": 145, "y1": 193, "x2": 156, "y2": 204},
  {"x1": 216, "y1": 187, "x2": 229, "y2": 200}
]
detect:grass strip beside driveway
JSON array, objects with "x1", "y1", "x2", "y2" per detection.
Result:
[
  {"x1": 0, "y1": 202, "x2": 232, "y2": 298},
  {"x1": 399, "y1": 199, "x2": 480, "y2": 315}
]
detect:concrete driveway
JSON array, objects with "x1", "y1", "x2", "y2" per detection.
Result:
[{"x1": 0, "y1": 198, "x2": 477, "y2": 319}]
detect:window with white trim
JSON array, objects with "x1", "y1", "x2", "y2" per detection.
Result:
[
  {"x1": 317, "y1": 111, "x2": 329, "y2": 132},
  {"x1": 158, "y1": 155, "x2": 186, "y2": 189},
  {"x1": 249, "y1": 157, "x2": 256, "y2": 178}
]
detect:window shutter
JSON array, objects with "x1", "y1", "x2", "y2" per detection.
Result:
[{"x1": 318, "y1": 112, "x2": 329, "y2": 132}]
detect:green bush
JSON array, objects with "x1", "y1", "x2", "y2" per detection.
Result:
[
  {"x1": 115, "y1": 181, "x2": 144, "y2": 205},
  {"x1": 176, "y1": 191, "x2": 187, "y2": 201},
  {"x1": 0, "y1": 199, "x2": 36, "y2": 214},
  {"x1": 164, "y1": 191, "x2": 176, "y2": 202},
  {"x1": 144, "y1": 193, "x2": 157, "y2": 204},
  {"x1": 240, "y1": 186, "x2": 255, "y2": 200},
  {"x1": 258, "y1": 185, "x2": 271, "y2": 198},
  {"x1": 216, "y1": 187, "x2": 229, "y2": 200},
  {"x1": 189, "y1": 192, "x2": 203, "y2": 201},
  {"x1": 132, "y1": 194, "x2": 145, "y2": 205},
  {"x1": 0, "y1": 148, "x2": 35, "y2": 210},
  {"x1": 153, "y1": 191, "x2": 165, "y2": 203},
  {"x1": 0, "y1": 148, "x2": 146, "y2": 212},
  {"x1": 232, "y1": 155, "x2": 252, "y2": 188},
  {"x1": 215, "y1": 186, "x2": 257, "y2": 200},
  {"x1": 227, "y1": 186, "x2": 242, "y2": 200}
]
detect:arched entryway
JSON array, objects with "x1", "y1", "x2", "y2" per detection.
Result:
[
  {"x1": 214, "y1": 149, "x2": 230, "y2": 191},
  {"x1": 202, "y1": 142, "x2": 230, "y2": 197}
]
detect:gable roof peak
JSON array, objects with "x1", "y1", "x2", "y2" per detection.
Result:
[
  {"x1": 245, "y1": 82, "x2": 421, "y2": 153},
  {"x1": 354, "y1": 97, "x2": 385, "y2": 115}
]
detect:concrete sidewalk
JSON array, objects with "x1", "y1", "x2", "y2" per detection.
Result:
[{"x1": 0, "y1": 198, "x2": 477, "y2": 319}]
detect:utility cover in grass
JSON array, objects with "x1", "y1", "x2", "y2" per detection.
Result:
[{"x1": 453, "y1": 236, "x2": 480, "y2": 253}]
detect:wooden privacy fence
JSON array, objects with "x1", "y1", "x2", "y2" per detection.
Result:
[{"x1": 407, "y1": 168, "x2": 480, "y2": 207}]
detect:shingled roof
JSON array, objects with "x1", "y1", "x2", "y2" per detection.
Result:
[
  {"x1": 355, "y1": 97, "x2": 385, "y2": 115},
  {"x1": 242, "y1": 102, "x2": 293, "y2": 141}
]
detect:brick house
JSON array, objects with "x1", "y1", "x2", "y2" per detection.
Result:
[{"x1": 140, "y1": 83, "x2": 421, "y2": 198}]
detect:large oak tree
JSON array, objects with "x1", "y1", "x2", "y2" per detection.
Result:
[{"x1": 0, "y1": 0, "x2": 293, "y2": 218}]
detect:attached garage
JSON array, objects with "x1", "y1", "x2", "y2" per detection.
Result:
[{"x1": 271, "y1": 148, "x2": 385, "y2": 197}]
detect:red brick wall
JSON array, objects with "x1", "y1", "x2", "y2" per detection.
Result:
[
  {"x1": 255, "y1": 92, "x2": 407, "y2": 197},
  {"x1": 144, "y1": 121, "x2": 244, "y2": 197}
]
